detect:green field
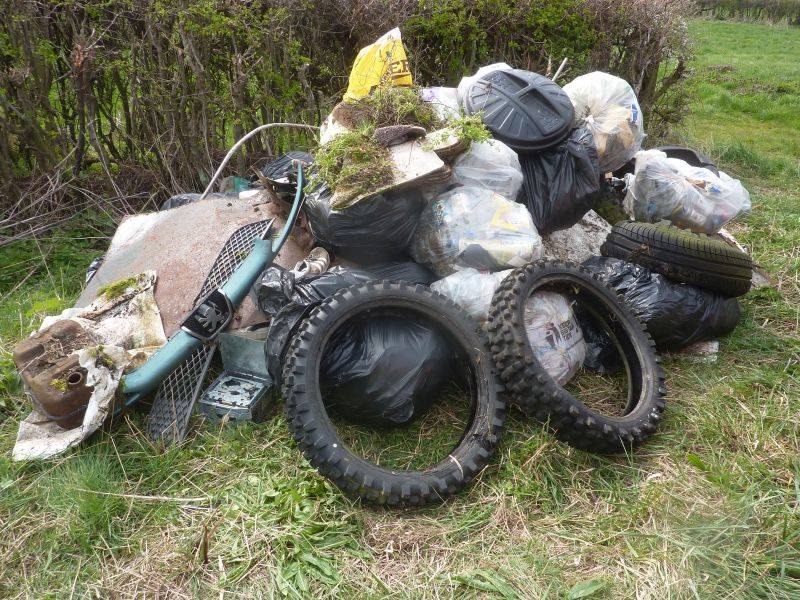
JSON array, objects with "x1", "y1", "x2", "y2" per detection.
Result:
[{"x1": 0, "y1": 19, "x2": 798, "y2": 599}]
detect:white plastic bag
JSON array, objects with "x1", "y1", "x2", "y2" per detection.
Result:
[
  {"x1": 319, "y1": 111, "x2": 350, "y2": 145},
  {"x1": 563, "y1": 71, "x2": 645, "y2": 173},
  {"x1": 449, "y1": 139, "x2": 523, "y2": 200},
  {"x1": 420, "y1": 87, "x2": 461, "y2": 121},
  {"x1": 524, "y1": 291, "x2": 586, "y2": 386},
  {"x1": 457, "y1": 62, "x2": 512, "y2": 107},
  {"x1": 411, "y1": 187, "x2": 543, "y2": 276},
  {"x1": 431, "y1": 268, "x2": 511, "y2": 321},
  {"x1": 624, "y1": 150, "x2": 751, "y2": 234}
]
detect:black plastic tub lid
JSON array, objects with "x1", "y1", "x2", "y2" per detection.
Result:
[{"x1": 464, "y1": 68, "x2": 574, "y2": 152}]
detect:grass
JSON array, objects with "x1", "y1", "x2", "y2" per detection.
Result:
[{"x1": 0, "y1": 18, "x2": 799, "y2": 599}]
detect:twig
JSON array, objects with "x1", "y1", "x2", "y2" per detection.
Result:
[
  {"x1": 74, "y1": 488, "x2": 210, "y2": 503},
  {"x1": 553, "y1": 57, "x2": 569, "y2": 82}
]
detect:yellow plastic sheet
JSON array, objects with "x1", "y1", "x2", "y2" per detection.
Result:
[{"x1": 343, "y1": 28, "x2": 413, "y2": 102}]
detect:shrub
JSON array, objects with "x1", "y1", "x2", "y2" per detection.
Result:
[
  {"x1": 0, "y1": 0, "x2": 694, "y2": 230},
  {"x1": 697, "y1": 0, "x2": 800, "y2": 25}
]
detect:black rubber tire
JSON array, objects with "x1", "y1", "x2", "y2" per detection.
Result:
[
  {"x1": 601, "y1": 221, "x2": 752, "y2": 297},
  {"x1": 281, "y1": 281, "x2": 506, "y2": 506},
  {"x1": 486, "y1": 261, "x2": 666, "y2": 453}
]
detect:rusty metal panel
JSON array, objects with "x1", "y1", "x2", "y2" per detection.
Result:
[{"x1": 77, "y1": 192, "x2": 312, "y2": 336}]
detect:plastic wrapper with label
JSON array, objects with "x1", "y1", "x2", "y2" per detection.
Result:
[
  {"x1": 411, "y1": 187, "x2": 543, "y2": 276},
  {"x1": 430, "y1": 271, "x2": 584, "y2": 385},
  {"x1": 563, "y1": 71, "x2": 645, "y2": 173},
  {"x1": 518, "y1": 127, "x2": 602, "y2": 234},
  {"x1": 320, "y1": 313, "x2": 453, "y2": 427},
  {"x1": 431, "y1": 268, "x2": 511, "y2": 322},
  {"x1": 304, "y1": 182, "x2": 424, "y2": 263},
  {"x1": 449, "y1": 139, "x2": 524, "y2": 200},
  {"x1": 343, "y1": 28, "x2": 412, "y2": 102},
  {"x1": 582, "y1": 257, "x2": 741, "y2": 350},
  {"x1": 525, "y1": 291, "x2": 586, "y2": 386},
  {"x1": 624, "y1": 150, "x2": 751, "y2": 234}
]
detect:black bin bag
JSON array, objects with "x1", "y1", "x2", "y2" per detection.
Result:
[
  {"x1": 303, "y1": 183, "x2": 424, "y2": 263},
  {"x1": 518, "y1": 128, "x2": 602, "y2": 234},
  {"x1": 260, "y1": 266, "x2": 376, "y2": 380},
  {"x1": 363, "y1": 260, "x2": 438, "y2": 285},
  {"x1": 261, "y1": 266, "x2": 452, "y2": 427},
  {"x1": 320, "y1": 313, "x2": 453, "y2": 427},
  {"x1": 581, "y1": 257, "x2": 741, "y2": 351}
]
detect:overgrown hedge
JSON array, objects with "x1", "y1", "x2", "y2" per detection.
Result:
[
  {"x1": 698, "y1": 0, "x2": 800, "y2": 24},
  {"x1": 0, "y1": 0, "x2": 694, "y2": 228}
]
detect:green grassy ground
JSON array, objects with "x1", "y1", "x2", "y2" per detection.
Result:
[{"x1": 0, "y1": 19, "x2": 798, "y2": 599}]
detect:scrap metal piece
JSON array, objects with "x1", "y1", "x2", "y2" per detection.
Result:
[
  {"x1": 198, "y1": 328, "x2": 273, "y2": 425},
  {"x1": 198, "y1": 372, "x2": 272, "y2": 424},
  {"x1": 77, "y1": 191, "x2": 313, "y2": 336},
  {"x1": 145, "y1": 345, "x2": 216, "y2": 445},
  {"x1": 181, "y1": 290, "x2": 233, "y2": 342},
  {"x1": 145, "y1": 219, "x2": 274, "y2": 446}
]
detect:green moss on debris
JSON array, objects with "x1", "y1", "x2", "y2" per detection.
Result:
[
  {"x1": 448, "y1": 113, "x2": 491, "y2": 145},
  {"x1": 98, "y1": 276, "x2": 137, "y2": 300},
  {"x1": 315, "y1": 129, "x2": 394, "y2": 200},
  {"x1": 334, "y1": 85, "x2": 444, "y2": 131},
  {"x1": 315, "y1": 85, "x2": 450, "y2": 201},
  {"x1": 51, "y1": 378, "x2": 68, "y2": 392}
]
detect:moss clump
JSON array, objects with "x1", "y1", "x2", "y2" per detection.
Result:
[
  {"x1": 315, "y1": 85, "x2": 446, "y2": 202},
  {"x1": 98, "y1": 276, "x2": 137, "y2": 300},
  {"x1": 97, "y1": 346, "x2": 116, "y2": 370},
  {"x1": 448, "y1": 113, "x2": 491, "y2": 145},
  {"x1": 333, "y1": 85, "x2": 443, "y2": 132},
  {"x1": 315, "y1": 129, "x2": 394, "y2": 202},
  {"x1": 51, "y1": 378, "x2": 68, "y2": 392}
]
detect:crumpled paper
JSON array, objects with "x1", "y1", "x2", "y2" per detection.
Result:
[{"x1": 13, "y1": 272, "x2": 165, "y2": 461}]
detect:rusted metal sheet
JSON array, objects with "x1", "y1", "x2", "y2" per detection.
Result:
[{"x1": 77, "y1": 191, "x2": 313, "y2": 336}]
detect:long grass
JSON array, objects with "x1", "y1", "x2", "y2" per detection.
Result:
[{"x1": 0, "y1": 18, "x2": 798, "y2": 599}]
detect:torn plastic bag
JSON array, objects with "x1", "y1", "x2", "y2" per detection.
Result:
[
  {"x1": 263, "y1": 266, "x2": 376, "y2": 380},
  {"x1": 563, "y1": 72, "x2": 645, "y2": 173},
  {"x1": 614, "y1": 145, "x2": 719, "y2": 178},
  {"x1": 518, "y1": 127, "x2": 602, "y2": 234},
  {"x1": 159, "y1": 191, "x2": 238, "y2": 211},
  {"x1": 411, "y1": 187, "x2": 543, "y2": 276},
  {"x1": 573, "y1": 304, "x2": 623, "y2": 374},
  {"x1": 320, "y1": 313, "x2": 452, "y2": 427},
  {"x1": 582, "y1": 256, "x2": 741, "y2": 349},
  {"x1": 524, "y1": 291, "x2": 586, "y2": 386},
  {"x1": 449, "y1": 139, "x2": 523, "y2": 200},
  {"x1": 259, "y1": 151, "x2": 313, "y2": 201},
  {"x1": 257, "y1": 265, "x2": 375, "y2": 317},
  {"x1": 624, "y1": 150, "x2": 751, "y2": 234},
  {"x1": 304, "y1": 182, "x2": 424, "y2": 263},
  {"x1": 85, "y1": 256, "x2": 104, "y2": 283},
  {"x1": 431, "y1": 268, "x2": 511, "y2": 322},
  {"x1": 420, "y1": 87, "x2": 460, "y2": 121},
  {"x1": 260, "y1": 151, "x2": 313, "y2": 181}
]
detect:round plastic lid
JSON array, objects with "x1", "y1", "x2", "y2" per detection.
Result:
[{"x1": 464, "y1": 68, "x2": 575, "y2": 151}]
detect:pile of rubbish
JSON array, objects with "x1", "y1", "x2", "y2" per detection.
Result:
[{"x1": 11, "y1": 28, "x2": 759, "y2": 507}]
